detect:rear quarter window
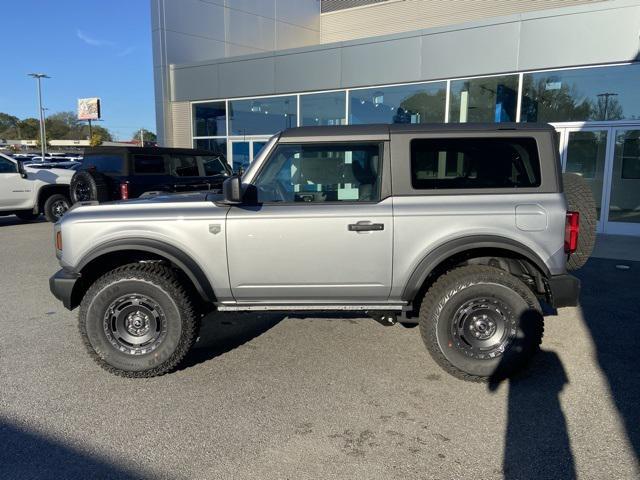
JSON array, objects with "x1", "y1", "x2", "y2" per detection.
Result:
[
  {"x1": 410, "y1": 137, "x2": 541, "y2": 190},
  {"x1": 82, "y1": 154, "x2": 124, "y2": 174},
  {"x1": 133, "y1": 154, "x2": 167, "y2": 174}
]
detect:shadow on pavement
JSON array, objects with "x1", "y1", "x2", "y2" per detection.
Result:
[
  {"x1": 574, "y1": 258, "x2": 640, "y2": 465},
  {"x1": 0, "y1": 216, "x2": 46, "y2": 227},
  {"x1": 179, "y1": 311, "x2": 285, "y2": 370},
  {"x1": 489, "y1": 350, "x2": 575, "y2": 480},
  {"x1": 0, "y1": 419, "x2": 145, "y2": 479}
]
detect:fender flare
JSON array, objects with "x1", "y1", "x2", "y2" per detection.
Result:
[
  {"x1": 76, "y1": 237, "x2": 216, "y2": 302},
  {"x1": 401, "y1": 235, "x2": 551, "y2": 302}
]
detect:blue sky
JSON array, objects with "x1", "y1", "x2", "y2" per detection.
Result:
[{"x1": 0, "y1": 0, "x2": 155, "y2": 141}]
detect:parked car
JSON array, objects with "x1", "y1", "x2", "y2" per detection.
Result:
[
  {"x1": 69, "y1": 147, "x2": 232, "y2": 203},
  {"x1": 50, "y1": 124, "x2": 596, "y2": 380},
  {"x1": 25, "y1": 161, "x2": 81, "y2": 170},
  {"x1": 0, "y1": 153, "x2": 74, "y2": 222}
]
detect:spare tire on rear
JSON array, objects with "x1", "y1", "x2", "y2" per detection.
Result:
[
  {"x1": 70, "y1": 170, "x2": 110, "y2": 203},
  {"x1": 563, "y1": 172, "x2": 597, "y2": 271}
]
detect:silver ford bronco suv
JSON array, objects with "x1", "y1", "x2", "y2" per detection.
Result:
[{"x1": 50, "y1": 124, "x2": 595, "y2": 381}]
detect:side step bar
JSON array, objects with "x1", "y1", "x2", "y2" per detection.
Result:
[{"x1": 217, "y1": 304, "x2": 406, "y2": 312}]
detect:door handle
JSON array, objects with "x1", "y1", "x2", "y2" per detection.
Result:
[{"x1": 348, "y1": 221, "x2": 384, "y2": 232}]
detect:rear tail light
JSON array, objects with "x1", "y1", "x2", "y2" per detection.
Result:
[
  {"x1": 120, "y1": 182, "x2": 129, "y2": 200},
  {"x1": 565, "y1": 211, "x2": 580, "y2": 253}
]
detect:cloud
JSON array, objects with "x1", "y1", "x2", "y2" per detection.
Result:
[
  {"x1": 116, "y1": 46, "x2": 135, "y2": 57},
  {"x1": 76, "y1": 29, "x2": 115, "y2": 47}
]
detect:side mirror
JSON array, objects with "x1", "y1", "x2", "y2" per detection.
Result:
[
  {"x1": 16, "y1": 160, "x2": 28, "y2": 179},
  {"x1": 222, "y1": 175, "x2": 243, "y2": 204}
]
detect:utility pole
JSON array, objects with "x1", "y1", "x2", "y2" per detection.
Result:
[
  {"x1": 597, "y1": 92, "x2": 618, "y2": 121},
  {"x1": 28, "y1": 73, "x2": 50, "y2": 158},
  {"x1": 139, "y1": 128, "x2": 144, "y2": 147}
]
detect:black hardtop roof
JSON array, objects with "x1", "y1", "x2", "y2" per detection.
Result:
[
  {"x1": 83, "y1": 146, "x2": 221, "y2": 156},
  {"x1": 279, "y1": 123, "x2": 555, "y2": 139}
]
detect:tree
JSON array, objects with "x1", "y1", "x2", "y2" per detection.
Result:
[
  {"x1": 91, "y1": 125, "x2": 113, "y2": 142},
  {"x1": 90, "y1": 133, "x2": 104, "y2": 147},
  {"x1": 132, "y1": 129, "x2": 157, "y2": 144},
  {"x1": 0, "y1": 112, "x2": 20, "y2": 138},
  {"x1": 18, "y1": 118, "x2": 41, "y2": 140}
]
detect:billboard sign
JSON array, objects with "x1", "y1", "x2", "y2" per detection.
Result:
[{"x1": 77, "y1": 97, "x2": 101, "y2": 120}]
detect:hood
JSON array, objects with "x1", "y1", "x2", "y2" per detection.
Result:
[{"x1": 108, "y1": 191, "x2": 224, "y2": 205}]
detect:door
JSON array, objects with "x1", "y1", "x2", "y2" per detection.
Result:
[
  {"x1": 226, "y1": 141, "x2": 392, "y2": 303},
  {"x1": 556, "y1": 124, "x2": 640, "y2": 235},
  {"x1": 0, "y1": 156, "x2": 32, "y2": 209},
  {"x1": 606, "y1": 127, "x2": 640, "y2": 235},
  {"x1": 229, "y1": 138, "x2": 270, "y2": 173}
]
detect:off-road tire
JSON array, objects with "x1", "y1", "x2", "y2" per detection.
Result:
[
  {"x1": 563, "y1": 172, "x2": 597, "y2": 271},
  {"x1": 70, "y1": 170, "x2": 110, "y2": 203},
  {"x1": 43, "y1": 194, "x2": 71, "y2": 222},
  {"x1": 419, "y1": 265, "x2": 543, "y2": 382},
  {"x1": 79, "y1": 263, "x2": 199, "y2": 377},
  {"x1": 14, "y1": 210, "x2": 39, "y2": 221}
]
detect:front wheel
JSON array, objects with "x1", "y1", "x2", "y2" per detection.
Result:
[
  {"x1": 419, "y1": 265, "x2": 543, "y2": 382},
  {"x1": 79, "y1": 263, "x2": 199, "y2": 377}
]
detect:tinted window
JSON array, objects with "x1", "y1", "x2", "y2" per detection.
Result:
[
  {"x1": 254, "y1": 143, "x2": 381, "y2": 203},
  {"x1": 170, "y1": 155, "x2": 199, "y2": 177},
  {"x1": 82, "y1": 154, "x2": 124, "y2": 174},
  {"x1": 300, "y1": 91, "x2": 346, "y2": 126},
  {"x1": 201, "y1": 155, "x2": 229, "y2": 176},
  {"x1": 193, "y1": 102, "x2": 226, "y2": 136},
  {"x1": 133, "y1": 154, "x2": 165, "y2": 174},
  {"x1": 229, "y1": 96, "x2": 297, "y2": 135},
  {"x1": 350, "y1": 82, "x2": 446, "y2": 125},
  {"x1": 0, "y1": 157, "x2": 17, "y2": 173},
  {"x1": 194, "y1": 138, "x2": 226, "y2": 155},
  {"x1": 449, "y1": 75, "x2": 519, "y2": 123},
  {"x1": 410, "y1": 138, "x2": 541, "y2": 190},
  {"x1": 521, "y1": 64, "x2": 640, "y2": 122}
]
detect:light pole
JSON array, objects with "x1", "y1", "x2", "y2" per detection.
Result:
[
  {"x1": 597, "y1": 92, "x2": 618, "y2": 121},
  {"x1": 28, "y1": 73, "x2": 50, "y2": 158}
]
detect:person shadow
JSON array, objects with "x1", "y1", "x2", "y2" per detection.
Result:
[{"x1": 489, "y1": 311, "x2": 576, "y2": 480}]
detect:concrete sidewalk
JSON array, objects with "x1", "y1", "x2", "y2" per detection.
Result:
[{"x1": 592, "y1": 234, "x2": 640, "y2": 262}]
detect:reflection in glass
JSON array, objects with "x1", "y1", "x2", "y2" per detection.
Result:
[
  {"x1": 521, "y1": 64, "x2": 640, "y2": 122},
  {"x1": 349, "y1": 82, "x2": 446, "y2": 125},
  {"x1": 194, "y1": 138, "x2": 227, "y2": 156},
  {"x1": 565, "y1": 130, "x2": 607, "y2": 219},
  {"x1": 253, "y1": 141, "x2": 267, "y2": 158},
  {"x1": 300, "y1": 91, "x2": 346, "y2": 126},
  {"x1": 609, "y1": 130, "x2": 640, "y2": 223},
  {"x1": 193, "y1": 102, "x2": 226, "y2": 137},
  {"x1": 229, "y1": 96, "x2": 297, "y2": 135},
  {"x1": 231, "y1": 142, "x2": 250, "y2": 173},
  {"x1": 449, "y1": 75, "x2": 518, "y2": 123}
]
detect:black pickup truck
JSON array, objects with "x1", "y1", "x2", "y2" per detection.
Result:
[{"x1": 69, "y1": 146, "x2": 231, "y2": 203}]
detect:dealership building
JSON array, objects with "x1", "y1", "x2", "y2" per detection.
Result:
[{"x1": 152, "y1": 0, "x2": 640, "y2": 235}]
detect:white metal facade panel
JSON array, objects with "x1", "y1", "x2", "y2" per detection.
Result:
[
  {"x1": 170, "y1": 101, "x2": 192, "y2": 148},
  {"x1": 320, "y1": 0, "x2": 610, "y2": 43}
]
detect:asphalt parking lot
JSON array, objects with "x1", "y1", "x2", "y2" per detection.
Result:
[{"x1": 0, "y1": 217, "x2": 638, "y2": 480}]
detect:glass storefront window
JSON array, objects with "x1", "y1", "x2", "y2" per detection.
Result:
[
  {"x1": 300, "y1": 91, "x2": 346, "y2": 126},
  {"x1": 229, "y1": 96, "x2": 297, "y2": 135},
  {"x1": 609, "y1": 129, "x2": 640, "y2": 223},
  {"x1": 449, "y1": 75, "x2": 519, "y2": 123},
  {"x1": 521, "y1": 64, "x2": 640, "y2": 123},
  {"x1": 194, "y1": 138, "x2": 227, "y2": 156},
  {"x1": 193, "y1": 102, "x2": 226, "y2": 137},
  {"x1": 349, "y1": 82, "x2": 446, "y2": 125}
]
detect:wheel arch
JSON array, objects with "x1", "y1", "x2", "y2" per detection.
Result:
[
  {"x1": 402, "y1": 235, "x2": 551, "y2": 304},
  {"x1": 37, "y1": 184, "x2": 71, "y2": 212},
  {"x1": 70, "y1": 238, "x2": 216, "y2": 309}
]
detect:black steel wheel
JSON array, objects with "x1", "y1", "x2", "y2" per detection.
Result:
[
  {"x1": 79, "y1": 263, "x2": 199, "y2": 377},
  {"x1": 44, "y1": 194, "x2": 70, "y2": 222},
  {"x1": 70, "y1": 170, "x2": 110, "y2": 203},
  {"x1": 419, "y1": 265, "x2": 543, "y2": 382}
]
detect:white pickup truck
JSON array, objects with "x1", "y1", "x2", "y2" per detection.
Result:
[{"x1": 0, "y1": 152, "x2": 74, "y2": 222}]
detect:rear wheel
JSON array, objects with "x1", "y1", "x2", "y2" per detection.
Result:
[
  {"x1": 43, "y1": 194, "x2": 71, "y2": 222},
  {"x1": 79, "y1": 263, "x2": 199, "y2": 377},
  {"x1": 419, "y1": 265, "x2": 543, "y2": 382}
]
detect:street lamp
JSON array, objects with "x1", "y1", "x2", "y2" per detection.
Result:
[
  {"x1": 28, "y1": 73, "x2": 50, "y2": 159},
  {"x1": 597, "y1": 92, "x2": 618, "y2": 121}
]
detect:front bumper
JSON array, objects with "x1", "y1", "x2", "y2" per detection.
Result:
[
  {"x1": 547, "y1": 274, "x2": 580, "y2": 308},
  {"x1": 49, "y1": 269, "x2": 80, "y2": 310}
]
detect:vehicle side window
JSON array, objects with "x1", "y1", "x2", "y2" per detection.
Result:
[
  {"x1": 81, "y1": 155, "x2": 124, "y2": 174},
  {"x1": 201, "y1": 155, "x2": 229, "y2": 176},
  {"x1": 254, "y1": 143, "x2": 381, "y2": 203},
  {"x1": 0, "y1": 157, "x2": 17, "y2": 174},
  {"x1": 410, "y1": 137, "x2": 541, "y2": 189},
  {"x1": 169, "y1": 155, "x2": 199, "y2": 177},
  {"x1": 133, "y1": 154, "x2": 166, "y2": 174}
]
